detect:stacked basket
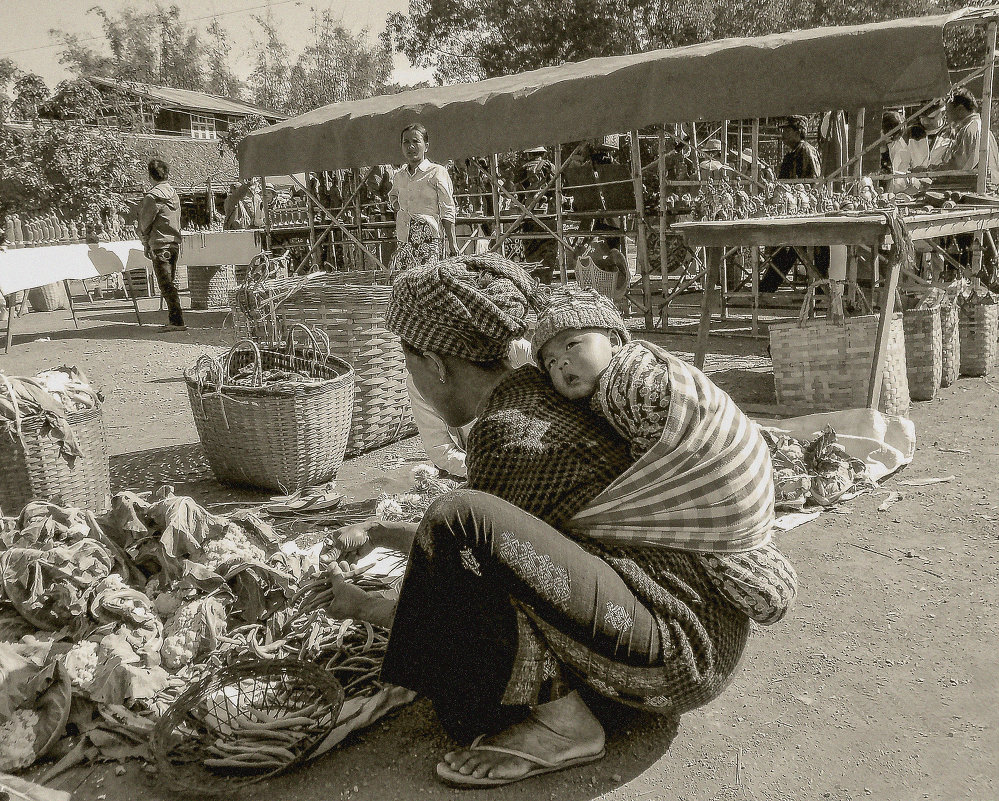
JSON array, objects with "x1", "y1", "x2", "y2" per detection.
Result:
[
  {"x1": 189, "y1": 265, "x2": 237, "y2": 310},
  {"x1": 185, "y1": 330, "x2": 354, "y2": 492},
  {"x1": 902, "y1": 304, "x2": 942, "y2": 402},
  {"x1": 0, "y1": 389, "x2": 110, "y2": 514},
  {"x1": 958, "y1": 294, "x2": 998, "y2": 377},
  {"x1": 769, "y1": 282, "x2": 910, "y2": 416},
  {"x1": 940, "y1": 296, "x2": 961, "y2": 388}
]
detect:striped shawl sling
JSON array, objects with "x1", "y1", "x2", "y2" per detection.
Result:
[{"x1": 571, "y1": 343, "x2": 796, "y2": 624}]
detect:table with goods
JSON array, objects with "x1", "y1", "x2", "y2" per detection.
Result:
[{"x1": 671, "y1": 181, "x2": 999, "y2": 416}]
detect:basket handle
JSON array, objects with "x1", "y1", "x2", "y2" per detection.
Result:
[
  {"x1": 0, "y1": 372, "x2": 26, "y2": 447},
  {"x1": 284, "y1": 323, "x2": 321, "y2": 358},
  {"x1": 225, "y1": 340, "x2": 263, "y2": 387}
]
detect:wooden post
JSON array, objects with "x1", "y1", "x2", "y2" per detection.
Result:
[
  {"x1": 974, "y1": 22, "x2": 997, "y2": 288},
  {"x1": 64, "y1": 280, "x2": 80, "y2": 330},
  {"x1": 751, "y1": 118, "x2": 761, "y2": 335},
  {"x1": 306, "y1": 175, "x2": 318, "y2": 271},
  {"x1": 658, "y1": 127, "x2": 668, "y2": 328},
  {"x1": 690, "y1": 122, "x2": 703, "y2": 182},
  {"x1": 853, "y1": 108, "x2": 866, "y2": 182},
  {"x1": 695, "y1": 246, "x2": 723, "y2": 370},
  {"x1": 262, "y1": 177, "x2": 273, "y2": 251},
  {"x1": 353, "y1": 169, "x2": 364, "y2": 269},
  {"x1": 630, "y1": 129, "x2": 653, "y2": 329},
  {"x1": 555, "y1": 145, "x2": 568, "y2": 284},
  {"x1": 489, "y1": 154, "x2": 503, "y2": 256},
  {"x1": 867, "y1": 235, "x2": 902, "y2": 410},
  {"x1": 722, "y1": 120, "x2": 729, "y2": 166}
]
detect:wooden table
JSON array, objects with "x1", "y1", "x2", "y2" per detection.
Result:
[{"x1": 672, "y1": 207, "x2": 999, "y2": 411}]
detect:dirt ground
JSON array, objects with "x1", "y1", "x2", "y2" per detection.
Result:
[{"x1": 2, "y1": 297, "x2": 997, "y2": 801}]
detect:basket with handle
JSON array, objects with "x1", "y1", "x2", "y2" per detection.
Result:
[
  {"x1": 769, "y1": 280, "x2": 910, "y2": 416},
  {"x1": 190, "y1": 264, "x2": 237, "y2": 310},
  {"x1": 940, "y1": 294, "x2": 961, "y2": 388},
  {"x1": 0, "y1": 377, "x2": 110, "y2": 514},
  {"x1": 574, "y1": 254, "x2": 619, "y2": 299},
  {"x1": 958, "y1": 294, "x2": 998, "y2": 378},
  {"x1": 27, "y1": 282, "x2": 69, "y2": 312},
  {"x1": 901, "y1": 300, "x2": 942, "y2": 402},
  {"x1": 184, "y1": 328, "x2": 354, "y2": 492},
  {"x1": 246, "y1": 272, "x2": 415, "y2": 456}
]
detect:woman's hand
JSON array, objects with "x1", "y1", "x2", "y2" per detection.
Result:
[{"x1": 332, "y1": 518, "x2": 419, "y2": 563}]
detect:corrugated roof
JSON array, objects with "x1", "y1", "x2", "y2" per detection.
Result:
[
  {"x1": 240, "y1": 12, "x2": 958, "y2": 175},
  {"x1": 88, "y1": 76, "x2": 285, "y2": 120}
]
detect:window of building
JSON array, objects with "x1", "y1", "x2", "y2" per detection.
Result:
[{"x1": 190, "y1": 113, "x2": 217, "y2": 140}]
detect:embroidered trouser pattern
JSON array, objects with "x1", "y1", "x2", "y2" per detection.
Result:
[{"x1": 381, "y1": 490, "x2": 748, "y2": 743}]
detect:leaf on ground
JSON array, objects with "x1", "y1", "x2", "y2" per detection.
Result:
[
  {"x1": 897, "y1": 476, "x2": 955, "y2": 487},
  {"x1": 877, "y1": 492, "x2": 903, "y2": 512}
]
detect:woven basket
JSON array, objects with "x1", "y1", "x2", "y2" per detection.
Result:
[
  {"x1": 575, "y1": 255, "x2": 618, "y2": 298},
  {"x1": 239, "y1": 273, "x2": 415, "y2": 456},
  {"x1": 190, "y1": 265, "x2": 237, "y2": 310},
  {"x1": 124, "y1": 267, "x2": 151, "y2": 298},
  {"x1": 902, "y1": 306, "x2": 942, "y2": 401},
  {"x1": 27, "y1": 282, "x2": 69, "y2": 312},
  {"x1": 0, "y1": 403, "x2": 110, "y2": 515},
  {"x1": 769, "y1": 281, "x2": 910, "y2": 416},
  {"x1": 185, "y1": 332, "x2": 354, "y2": 492},
  {"x1": 958, "y1": 298, "x2": 998, "y2": 377},
  {"x1": 940, "y1": 298, "x2": 961, "y2": 388}
]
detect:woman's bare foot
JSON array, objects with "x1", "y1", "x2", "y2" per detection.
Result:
[{"x1": 438, "y1": 691, "x2": 606, "y2": 786}]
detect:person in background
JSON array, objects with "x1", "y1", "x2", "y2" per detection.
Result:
[
  {"x1": 760, "y1": 116, "x2": 827, "y2": 292},
  {"x1": 930, "y1": 89, "x2": 999, "y2": 190},
  {"x1": 698, "y1": 139, "x2": 734, "y2": 180},
  {"x1": 223, "y1": 181, "x2": 254, "y2": 230},
  {"x1": 517, "y1": 147, "x2": 559, "y2": 284},
  {"x1": 909, "y1": 100, "x2": 952, "y2": 170},
  {"x1": 663, "y1": 135, "x2": 696, "y2": 182},
  {"x1": 880, "y1": 110, "x2": 913, "y2": 193},
  {"x1": 137, "y1": 158, "x2": 185, "y2": 332},
  {"x1": 389, "y1": 123, "x2": 459, "y2": 273}
]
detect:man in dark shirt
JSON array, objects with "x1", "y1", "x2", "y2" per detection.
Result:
[
  {"x1": 137, "y1": 159, "x2": 185, "y2": 330},
  {"x1": 760, "y1": 116, "x2": 828, "y2": 292}
]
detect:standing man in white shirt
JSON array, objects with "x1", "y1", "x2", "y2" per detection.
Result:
[{"x1": 388, "y1": 123, "x2": 459, "y2": 273}]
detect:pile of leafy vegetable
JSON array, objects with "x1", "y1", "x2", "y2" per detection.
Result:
[{"x1": 762, "y1": 426, "x2": 872, "y2": 511}]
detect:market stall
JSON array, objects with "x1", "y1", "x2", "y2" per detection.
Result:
[
  {"x1": 237, "y1": 11, "x2": 964, "y2": 326},
  {"x1": 0, "y1": 241, "x2": 147, "y2": 353}
]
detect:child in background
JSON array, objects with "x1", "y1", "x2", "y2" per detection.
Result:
[{"x1": 533, "y1": 287, "x2": 796, "y2": 626}]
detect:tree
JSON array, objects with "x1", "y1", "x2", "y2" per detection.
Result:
[
  {"x1": 247, "y1": 13, "x2": 292, "y2": 112},
  {"x1": 11, "y1": 73, "x2": 49, "y2": 121},
  {"x1": 385, "y1": 0, "x2": 979, "y2": 81},
  {"x1": 204, "y1": 18, "x2": 243, "y2": 99},
  {"x1": 0, "y1": 58, "x2": 19, "y2": 120},
  {"x1": 0, "y1": 111, "x2": 142, "y2": 237},
  {"x1": 54, "y1": 3, "x2": 206, "y2": 90},
  {"x1": 285, "y1": 11, "x2": 393, "y2": 113}
]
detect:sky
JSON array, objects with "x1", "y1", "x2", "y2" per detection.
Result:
[{"x1": 0, "y1": 0, "x2": 433, "y2": 89}]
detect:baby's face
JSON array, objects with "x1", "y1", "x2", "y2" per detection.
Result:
[{"x1": 540, "y1": 328, "x2": 618, "y2": 400}]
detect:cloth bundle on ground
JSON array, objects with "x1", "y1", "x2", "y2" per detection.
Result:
[
  {"x1": 0, "y1": 368, "x2": 101, "y2": 461},
  {"x1": 570, "y1": 341, "x2": 794, "y2": 625}
]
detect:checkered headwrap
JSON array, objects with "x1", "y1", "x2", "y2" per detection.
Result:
[
  {"x1": 387, "y1": 253, "x2": 547, "y2": 361},
  {"x1": 533, "y1": 287, "x2": 630, "y2": 358}
]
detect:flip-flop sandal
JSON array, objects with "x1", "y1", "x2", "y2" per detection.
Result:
[
  {"x1": 267, "y1": 490, "x2": 344, "y2": 516},
  {"x1": 435, "y1": 735, "x2": 606, "y2": 788}
]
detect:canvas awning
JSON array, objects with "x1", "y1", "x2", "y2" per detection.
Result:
[{"x1": 239, "y1": 12, "x2": 961, "y2": 177}]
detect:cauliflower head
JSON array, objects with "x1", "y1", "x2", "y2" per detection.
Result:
[{"x1": 0, "y1": 709, "x2": 39, "y2": 772}]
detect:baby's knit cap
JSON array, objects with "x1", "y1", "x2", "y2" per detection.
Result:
[{"x1": 532, "y1": 287, "x2": 630, "y2": 358}]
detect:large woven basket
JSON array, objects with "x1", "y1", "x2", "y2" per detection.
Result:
[
  {"x1": 27, "y1": 282, "x2": 69, "y2": 312},
  {"x1": 958, "y1": 298, "x2": 998, "y2": 377},
  {"x1": 940, "y1": 297, "x2": 961, "y2": 388},
  {"x1": 237, "y1": 273, "x2": 415, "y2": 456},
  {"x1": 0, "y1": 404, "x2": 110, "y2": 515},
  {"x1": 902, "y1": 306, "x2": 942, "y2": 401},
  {"x1": 769, "y1": 282, "x2": 909, "y2": 416},
  {"x1": 185, "y1": 333, "x2": 354, "y2": 492},
  {"x1": 190, "y1": 265, "x2": 237, "y2": 310}
]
